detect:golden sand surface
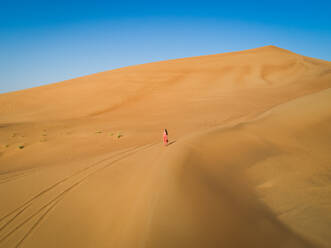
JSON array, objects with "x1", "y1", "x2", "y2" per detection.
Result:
[{"x1": 0, "y1": 46, "x2": 331, "y2": 247}]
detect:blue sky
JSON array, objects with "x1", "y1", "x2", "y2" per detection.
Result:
[{"x1": 1, "y1": 0, "x2": 331, "y2": 93}]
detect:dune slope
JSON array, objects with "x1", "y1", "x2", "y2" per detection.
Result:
[{"x1": 0, "y1": 46, "x2": 331, "y2": 247}]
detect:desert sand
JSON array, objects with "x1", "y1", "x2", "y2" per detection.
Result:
[{"x1": 0, "y1": 45, "x2": 331, "y2": 247}]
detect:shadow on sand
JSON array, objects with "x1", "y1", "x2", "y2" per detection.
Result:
[{"x1": 167, "y1": 140, "x2": 176, "y2": 146}]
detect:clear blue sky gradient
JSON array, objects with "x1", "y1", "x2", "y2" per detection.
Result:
[{"x1": 1, "y1": 0, "x2": 331, "y2": 93}]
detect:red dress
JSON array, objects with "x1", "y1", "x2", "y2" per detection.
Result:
[{"x1": 163, "y1": 131, "x2": 168, "y2": 145}]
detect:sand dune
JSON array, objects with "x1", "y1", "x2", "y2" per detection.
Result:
[{"x1": 0, "y1": 46, "x2": 331, "y2": 247}]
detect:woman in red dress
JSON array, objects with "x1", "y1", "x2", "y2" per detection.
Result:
[{"x1": 163, "y1": 129, "x2": 168, "y2": 146}]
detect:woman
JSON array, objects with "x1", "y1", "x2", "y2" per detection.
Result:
[{"x1": 163, "y1": 129, "x2": 168, "y2": 146}]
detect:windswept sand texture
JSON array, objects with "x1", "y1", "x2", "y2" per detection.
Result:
[{"x1": 0, "y1": 46, "x2": 331, "y2": 247}]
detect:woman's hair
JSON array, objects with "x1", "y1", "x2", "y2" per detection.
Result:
[{"x1": 164, "y1": 129, "x2": 168, "y2": 135}]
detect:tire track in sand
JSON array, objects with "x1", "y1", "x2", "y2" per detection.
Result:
[
  {"x1": 0, "y1": 146, "x2": 139, "y2": 224},
  {"x1": 0, "y1": 143, "x2": 157, "y2": 248},
  {"x1": 0, "y1": 169, "x2": 38, "y2": 185}
]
